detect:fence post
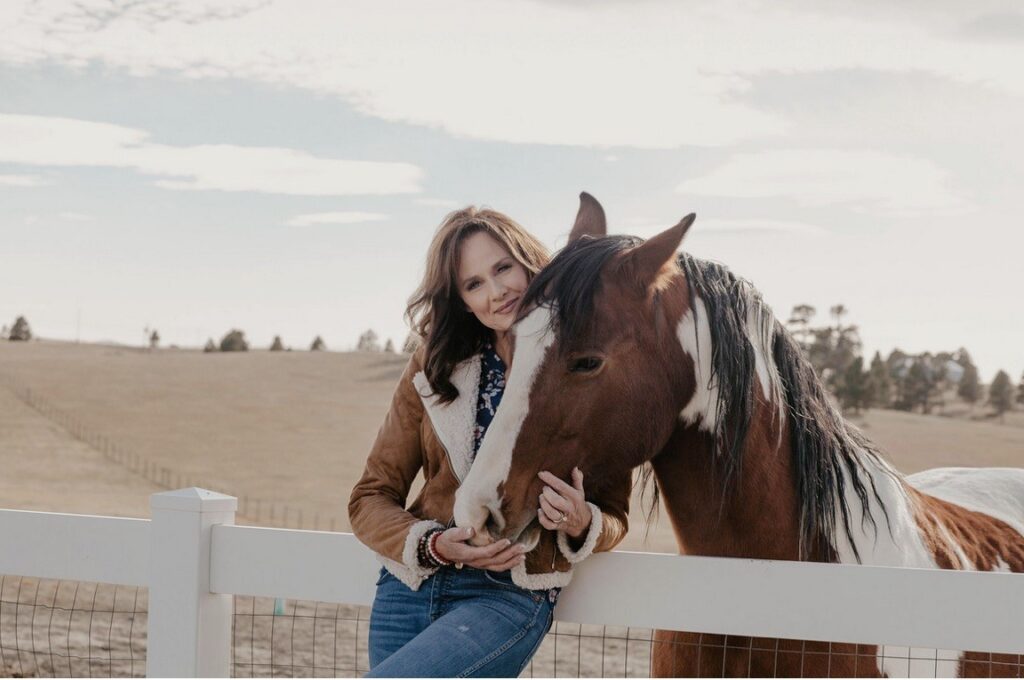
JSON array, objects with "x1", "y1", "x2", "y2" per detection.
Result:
[{"x1": 147, "y1": 487, "x2": 237, "y2": 677}]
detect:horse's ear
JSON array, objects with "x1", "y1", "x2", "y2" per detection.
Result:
[
  {"x1": 568, "y1": 192, "x2": 607, "y2": 242},
  {"x1": 624, "y1": 213, "x2": 696, "y2": 290}
]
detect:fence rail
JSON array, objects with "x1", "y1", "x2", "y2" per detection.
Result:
[{"x1": 1, "y1": 488, "x2": 1023, "y2": 677}]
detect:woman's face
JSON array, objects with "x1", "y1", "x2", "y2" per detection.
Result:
[{"x1": 456, "y1": 231, "x2": 529, "y2": 333}]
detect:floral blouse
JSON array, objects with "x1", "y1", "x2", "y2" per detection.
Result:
[{"x1": 472, "y1": 342, "x2": 507, "y2": 458}]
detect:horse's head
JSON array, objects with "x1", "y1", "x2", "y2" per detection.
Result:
[{"x1": 453, "y1": 193, "x2": 697, "y2": 546}]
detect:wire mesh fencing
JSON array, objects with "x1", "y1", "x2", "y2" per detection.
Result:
[
  {"x1": 231, "y1": 597, "x2": 369, "y2": 677},
  {"x1": 3, "y1": 574, "x2": 1022, "y2": 678},
  {"x1": 0, "y1": 575, "x2": 147, "y2": 678}
]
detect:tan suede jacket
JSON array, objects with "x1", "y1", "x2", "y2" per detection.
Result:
[{"x1": 348, "y1": 346, "x2": 630, "y2": 591}]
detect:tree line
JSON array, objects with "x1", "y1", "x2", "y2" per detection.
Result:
[
  {"x1": 201, "y1": 329, "x2": 398, "y2": 353},
  {"x1": 786, "y1": 305, "x2": 1022, "y2": 419},
  {"x1": 5, "y1": 311, "x2": 1021, "y2": 418},
  {"x1": 2, "y1": 315, "x2": 406, "y2": 355}
]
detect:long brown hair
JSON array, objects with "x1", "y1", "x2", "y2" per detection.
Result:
[{"x1": 406, "y1": 206, "x2": 550, "y2": 403}]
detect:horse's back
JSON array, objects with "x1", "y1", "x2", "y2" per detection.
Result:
[
  {"x1": 907, "y1": 466, "x2": 1024, "y2": 542},
  {"x1": 905, "y1": 466, "x2": 1024, "y2": 581}
]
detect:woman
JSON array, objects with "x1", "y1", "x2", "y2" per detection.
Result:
[{"x1": 348, "y1": 206, "x2": 631, "y2": 677}]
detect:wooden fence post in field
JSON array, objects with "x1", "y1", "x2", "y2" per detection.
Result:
[{"x1": 147, "y1": 487, "x2": 237, "y2": 677}]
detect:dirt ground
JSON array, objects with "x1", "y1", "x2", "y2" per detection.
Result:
[{"x1": 1, "y1": 340, "x2": 1022, "y2": 677}]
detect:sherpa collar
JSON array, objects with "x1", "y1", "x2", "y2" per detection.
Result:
[{"x1": 411, "y1": 354, "x2": 481, "y2": 484}]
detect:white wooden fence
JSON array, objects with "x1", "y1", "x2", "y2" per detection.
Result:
[{"x1": 1, "y1": 488, "x2": 1022, "y2": 677}]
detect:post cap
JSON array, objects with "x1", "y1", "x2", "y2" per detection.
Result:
[{"x1": 150, "y1": 487, "x2": 238, "y2": 513}]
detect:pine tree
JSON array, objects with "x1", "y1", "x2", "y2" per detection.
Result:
[
  {"x1": 957, "y1": 361, "x2": 981, "y2": 406},
  {"x1": 866, "y1": 351, "x2": 892, "y2": 409},
  {"x1": 149, "y1": 330, "x2": 160, "y2": 350},
  {"x1": 838, "y1": 357, "x2": 869, "y2": 414},
  {"x1": 270, "y1": 336, "x2": 284, "y2": 351},
  {"x1": 786, "y1": 304, "x2": 816, "y2": 350},
  {"x1": 384, "y1": 338, "x2": 395, "y2": 353},
  {"x1": 357, "y1": 329, "x2": 380, "y2": 352},
  {"x1": 9, "y1": 316, "x2": 32, "y2": 341},
  {"x1": 887, "y1": 349, "x2": 913, "y2": 410},
  {"x1": 219, "y1": 329, "x2": 249, "y2": 352},
  {"x1": 203, "y1": 339, "x2": 218, "y2": 353},
  {"x1": 901, "y1": 358, "x2": 936, "y2": 413},
  {"x1": 310, "y1": 336, "x2": 326, "y2": 351},
  {"x1": 1018, "y1": 372, "x2": 1024, "y2": 405},
  {"x1": 988, "y1": 370, "x2": 1014, "y2": 420},
  {"x1": 0, "y1": 324, "x2": 8, "y2": 340},
  {"x1": 927, "y1": 353, "x2": 950, "y2": 413}
]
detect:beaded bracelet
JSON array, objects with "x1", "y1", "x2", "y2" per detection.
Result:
[
  {"x1": 416, "y1": 529, "x2": 439, "y2": 568},
  {"x1": 417, "y1": 528, "x2": 452, "y2": 568},
  {"x1": 427, "y1": 529, "x2": 454, "y2": 567}
]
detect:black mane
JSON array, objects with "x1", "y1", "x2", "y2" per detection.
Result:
[
  {"x1": 521, "y1": 234, "x2": 892, "y2": 563},
  {"x1": 518, "y1": 234, "x2": 640, "y2": 350}
]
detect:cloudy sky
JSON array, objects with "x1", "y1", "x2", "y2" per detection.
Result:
[{"x1": 1, "y1": 0, "x2": 1022, "y2": 380}]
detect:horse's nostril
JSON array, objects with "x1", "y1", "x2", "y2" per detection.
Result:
[{"x1": 484, "y1": 509, "x2": 505, "y2": 538}]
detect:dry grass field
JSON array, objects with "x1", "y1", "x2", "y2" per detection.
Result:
[
  {"x1": 1, "y1": 339, "x2": 1022, "y2": 677},
  {"x1": 1, "y1": 340, "x2": 1021, "y2": 549}
]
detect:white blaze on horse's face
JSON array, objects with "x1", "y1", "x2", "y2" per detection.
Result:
[{"x1": 453, "y1": 305, "x2": 557, "y2": 546}]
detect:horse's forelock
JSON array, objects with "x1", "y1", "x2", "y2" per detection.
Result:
[{"x1": 518, "y1": 234, "x2": 642, "y2": 352}]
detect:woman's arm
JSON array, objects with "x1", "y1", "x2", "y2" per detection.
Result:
[
  {"x1": 348, "y1": 350, "x2": 444, "y2": 572},
  {"x1": 538, "y1": 468, "x2": 631, "y2": 564}
]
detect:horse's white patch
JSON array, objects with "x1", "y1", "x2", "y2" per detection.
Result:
[
  {"x1": 676, "y1": 297, "x2": 719, "y2": 433},
  {"x1": 453, "y1": 305, "x2": 557, "y2": 535},
  {"x1": 743, "y1": 294, "x2": 786, "y2": 433},
  {"x1": 836, "y1": 462, "x2": 1024, "y2": 676},
  {"x1": 831, "y1": 452, "x2": 936, "y2": 569},
  {"x1": 828, "y1": 457, "x2": 949, "y2": 678},
  {"x1": 935, "y1": 517, "x2": 976, "y2": 570},
  {"x1": 906, "y1": 467, "x2": 1024, "y2": 541}
]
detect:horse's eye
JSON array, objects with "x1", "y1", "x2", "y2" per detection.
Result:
[{"x1": 570, "y1": 357, "x2": 603, "y2": 373}]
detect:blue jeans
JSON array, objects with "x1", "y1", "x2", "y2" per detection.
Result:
[{"x1": 366, "y1": 565, "x2": 559, "y2": 677}]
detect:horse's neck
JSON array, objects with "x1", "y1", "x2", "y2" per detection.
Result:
[
  {"x1": 648, "y1": 275, "x2": 921, "y2": 564},
  {"x1": 829, "y1": 454, "x2": 928, "y2": 567},
  {"x1": 651, "y1": 395, "x2": 804, "y2": 560},
  {"x1": 651, "y1": 396, "x2": 920, "y2": 565}
]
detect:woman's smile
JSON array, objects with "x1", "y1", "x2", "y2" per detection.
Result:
[{"x1": 494, "y1": 296, "x2": 519, "y2": 315}]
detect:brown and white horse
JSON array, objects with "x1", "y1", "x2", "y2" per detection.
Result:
[{"x1": 453, "y1": 193, "x2": 1024, "y2": 677}]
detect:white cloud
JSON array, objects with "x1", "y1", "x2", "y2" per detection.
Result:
[
  {"x1": 284, "y1": 211, "x2": 388, "y2": 226},
  {"x1": 677, "y1": 149, "x2": 972, "y2": 217},
  {"x1": 0, "y1": 173, "x2": 50, "y2": 187},
  {"x1": 3, "y1": 1, "x2": 1023, "y2": 149},
  {"x1": 0, "y1": 114, "x2": 423, "y2": 196}
]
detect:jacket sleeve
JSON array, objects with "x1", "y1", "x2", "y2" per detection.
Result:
[
  {"x1": 347, "y1": 349, "x2": 444, "y2": 581},
  {"x1": 556, "y1": 470, "x2": 631, "y2": 564}
]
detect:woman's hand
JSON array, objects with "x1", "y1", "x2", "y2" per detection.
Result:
[
  {"x1": 435, "y1": 526, "x2": 527, "y2": 572},
  {"x1": 537, "y1": 467, "x2": 592, "y2": 538}
]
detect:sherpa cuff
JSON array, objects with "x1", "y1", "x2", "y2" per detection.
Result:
[
  {"x1": 377, "y1": 519, "x2": 444, "y2": 591},
  {"x1": 556, "y1": 501, "x2": 603, "y2": 564}
]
